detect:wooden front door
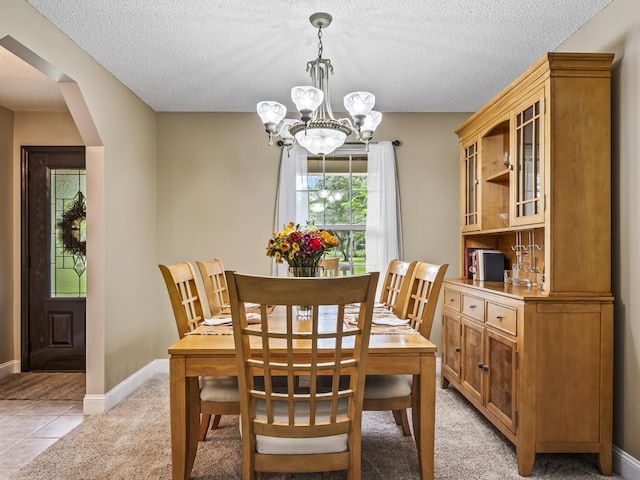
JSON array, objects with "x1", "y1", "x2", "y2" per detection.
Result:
[{"x1": 21, "y1": 146, "x2": 86, "y2": 372}]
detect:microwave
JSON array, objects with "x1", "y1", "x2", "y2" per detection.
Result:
[{"x1": 472, "y1": 249, "x2": 505, "y2": 282}]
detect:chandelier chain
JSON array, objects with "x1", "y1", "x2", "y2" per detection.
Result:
[{"x1": 317, "y1": 26, "x2": 323, "y2": 59}]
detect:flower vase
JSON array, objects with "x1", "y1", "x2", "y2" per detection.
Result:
[{"x1": 288, "y1": 265, "x2": 320, "y2": 318}]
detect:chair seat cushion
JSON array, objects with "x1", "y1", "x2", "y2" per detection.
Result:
[
  {"x1": 253, "y1": 398, "x2": 348, "y2": 455},
  {"x1": 364, "y1": 375, "x2": 412, "y2": 399},
  {"x1": 199, "y1": 376, "x2": 239, "y2": 402}
]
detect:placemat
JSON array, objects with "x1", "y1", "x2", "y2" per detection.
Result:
[{"x1": 187, "y1": 316, "x2": 418, "y2": 336}]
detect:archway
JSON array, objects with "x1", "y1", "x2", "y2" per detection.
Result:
[{"x1": 0, "y1": 35, "x2": 105, "y2": 411}]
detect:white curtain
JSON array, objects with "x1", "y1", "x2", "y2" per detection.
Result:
[
  {"x1": 272, "y1": 144, "x2": 308, "y2": 276},
  {"x1": 366, "y1": 141, "x2": 403, "y2": 283}
]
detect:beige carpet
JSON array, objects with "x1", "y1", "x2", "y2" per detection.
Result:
[
  {"x1": 14, "y1": 374, "x2": 620, "y2": 479},
  {"x1": 0, "y1": 372, "x2": 85, "y2": 400}
]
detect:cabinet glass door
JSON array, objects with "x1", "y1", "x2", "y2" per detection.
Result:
[
  {"x1": 462, "y1": 142, "x2": 480, "y2": 231},
  {"x1": 512, "y1": 93, "x2": 544, "y2": 225}
]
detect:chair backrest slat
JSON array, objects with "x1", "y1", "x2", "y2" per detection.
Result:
[
  {"x1": 318, "y1": 257, "x2": 340, "y2": 277},
  {"x1": 159, "y1": 262, "x2": 205, "y2": 337},
  {"x1": 401, "y1": 262, "x2": 449, "y2": 338},
  {"x1": 196, "y1": 259, "x2": 229, "y2": 315},
  {"x1": 379, "y1": 259, "x2": 418, "y2": 316}
]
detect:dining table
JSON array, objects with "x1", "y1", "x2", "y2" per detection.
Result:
[{"x1": 168, "y1": 304, "x2": 437, "y2": 480}]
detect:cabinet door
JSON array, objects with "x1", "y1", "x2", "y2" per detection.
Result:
[
  {"x1": 441, "y1": 311, "x2": 462, "y2": 384},
  {"x1": 511, "y1": 91, "x2": 545, "y2": 226},
  {"x1": 460, "y1": 318, "x2": 484, "y2": 404},
  {"x1": 485, "y1": 329, "x2": 517, "y2": 433},
  {"x1": 461, "y1": 142, "x2": 480, "y2": 232}
]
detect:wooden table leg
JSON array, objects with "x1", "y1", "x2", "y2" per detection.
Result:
[
  {"x1": 413, "y1": 354, "x2": 436, "y2": 480},
  {"x1": 170, "y1": 355, "x2": 200, "y2": 480}
]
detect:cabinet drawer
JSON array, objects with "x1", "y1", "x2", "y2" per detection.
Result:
[
  {"x1": 462, "y1": 294, "x2": 485, "y2": 322},
  {"x1": 486, "y1": 302, "x2": 517, "y2": 335},
  {"x1": 443, "y1": 289, "x2": 461, "y2": 312}
]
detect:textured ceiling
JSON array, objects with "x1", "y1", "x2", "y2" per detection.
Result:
[{"x1": 3, "y1": 0, "x2": 612, "y2": 113}]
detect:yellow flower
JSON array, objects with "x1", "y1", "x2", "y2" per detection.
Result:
[
  {"x1": 321, "y1": 230, "x2": 340, "y2": 247},
  {"x1": 292, "y1": 242, "x2": 300, "y2": 252}
]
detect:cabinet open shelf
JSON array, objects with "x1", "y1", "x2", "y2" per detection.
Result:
[{"x1": 485, "y1": 168, "x2": 510, "y2": 183}]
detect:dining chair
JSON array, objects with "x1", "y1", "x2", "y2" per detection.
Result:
[
  {"x1": 159, "y1": 262, "x2": 240, "y2": 441},
  {"x1": 378, "y1": 259, "x2": 418, "y2": 316},
  {"x1": 226, "y1": 271, "x2": 379, "y2": 479},
  {"x1": 196, "y1": 258, "x2": 230, "y2": 315},
  {"x1": 318, "y1": 256, "x2": 340, "y2": 277},
  {"x1": 364, "y1": 261, "x2": 448, "y2": 436}
]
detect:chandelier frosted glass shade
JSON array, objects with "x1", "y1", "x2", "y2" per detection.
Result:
[
  {"x1": 256, "y1": 101, "x2": 286, "y2": 127},
  {"x1": 256, "y1": 12, "x2": 382, "y2": 154},
  {"x1": 290, "y1": 120, "x2": 350, "y2": 155},
  {"x1": 291, "y1": 86, "x2": 324, "y2": 121},
  {"x1": 344, "y1": 92, "x2": 376, "y2": 124},
  {"x1": 361, "y1": 110, "x2": 383, "y2": 140}
]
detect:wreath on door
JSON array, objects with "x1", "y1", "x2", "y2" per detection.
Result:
[{"x1": 58, "y1": 191, "x2": 86, "y2": 258}]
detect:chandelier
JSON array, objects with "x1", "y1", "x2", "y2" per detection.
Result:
[{"x1": 256, "y1": 12, "x2": 382, "y2": 155}]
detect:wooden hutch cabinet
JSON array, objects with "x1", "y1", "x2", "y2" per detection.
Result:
[{"x1": 441, "y1": 53, "x2": 614, "y2": 477}]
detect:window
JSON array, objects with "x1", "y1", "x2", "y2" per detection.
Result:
[
  {"x1": 274, "y1": 141, "x2": 401, "y2": 279},
  {"x1": 305, "y1": 150, "x2": 367, "y2": 275}
]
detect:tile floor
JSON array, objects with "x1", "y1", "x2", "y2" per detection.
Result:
[{"x1": 0, "y1": 399, "x2": 84, "y2": 479}]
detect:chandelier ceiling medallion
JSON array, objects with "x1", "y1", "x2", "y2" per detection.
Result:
[{"x1": 256, "y1": 12, "x2": 382, "y2": 156}]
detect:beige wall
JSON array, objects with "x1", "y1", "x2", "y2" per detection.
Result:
[
  {"x1": 557, "y1": 0, "x2": 640, "y2": 462},
  {"x1": 1, "y1": 0, "x2": 158, "y2": 393},
  {"x1": 156, "y1": 112, "x2": 468, "y2": 356},
  {"x1": 0, "y1": 106, "x2": 13, "y2": 365}
]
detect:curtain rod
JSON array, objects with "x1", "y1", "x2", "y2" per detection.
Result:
[{"x1": 341, "y1": 140, "x2": 401, "y2": 146}]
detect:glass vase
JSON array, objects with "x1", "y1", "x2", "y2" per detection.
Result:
[
  {"x1": 288, "y1": 266, "x2": 321, "y2": 278},
  {"x1": 288, "y1": 265, "x2": 320, "y2": 318}
]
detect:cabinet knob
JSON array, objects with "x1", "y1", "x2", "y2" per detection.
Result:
[
  {"x1": 469, "y1": 304, "x2": 477, "y2": 309},
  {"x1": 478, "y1": 362, "x2": 484, "y2": 369},
  {"x1": 483, "y1": 364, "x2": 489, "y2": 372},
  {"x1": 455, "y1": 347, "x2": 461, "y2": 353},
  {"x1": 495, "y1": 315, "x2": 503, "y2": 320},
  {"x1": 448, "y1": 297, "x2": 455, "y2": 302}
]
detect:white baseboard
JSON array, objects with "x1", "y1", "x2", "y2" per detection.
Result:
[
  {"x1": 0, "y1": 360, "x2": 20, "y2": 379},
  {"x1": 614, "y1": 445, "x2": 640, "y2": 480},
  {"x1": 83, "y1": 359, "x2": 169, "y2": 414}
]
